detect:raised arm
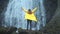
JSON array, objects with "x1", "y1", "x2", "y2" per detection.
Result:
[
  {"x1": 32, "y1": 7, "x2": 37, "y2": 13},
  {"x1": 22, "y1": 7, "x2": 28, "y2": 12}
]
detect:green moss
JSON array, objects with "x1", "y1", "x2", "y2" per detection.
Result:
[
  {"x1": 0, "y1": 27, "x2": 7, "y2": 32},
  {"x1": 18, "y1": 28, "x2": 22, "y2": 32},
  {"x1": 12, "y1": 31, "x2": 17, "y2": 34}
]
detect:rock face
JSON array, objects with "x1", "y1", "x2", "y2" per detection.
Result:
[
  {"x1": 0, "y1": 27, "x2": 17, "y2": 34},
  {"x1": 0, "y1": 0, "x2": 9, "y2": 14},
  {"x1": 42, "y1": 0, "x2": 60, "y2": 34},
  {"x1": 44, "y1": 0, "x2": 58, "y2": 23},
  {"x1": 18, "y1": 30, "x2": 41, "y2": 34},
  {"x1": 0, "y1": 0, "x2": 9, "y2": 26}
]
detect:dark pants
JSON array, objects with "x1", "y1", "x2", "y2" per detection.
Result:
[{"x1": 27, "y1": 19, "x2": 32, "y2": 30}]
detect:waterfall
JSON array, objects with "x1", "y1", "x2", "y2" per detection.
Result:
[
  {"x1": 4, "y1": 0, "x2": 46, "y2": 30},
  {"x1": 40, "y1": 0, "x2": 46, "y2": 27}
]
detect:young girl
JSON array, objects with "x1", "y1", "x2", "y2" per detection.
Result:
[{"x1": 22, "y1": 7, "x2": 37, "y2": 30}]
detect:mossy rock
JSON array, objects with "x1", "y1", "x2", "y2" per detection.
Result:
[
  {"x1": 12, "y1": 31, "x2": 17, "y2": 34},
  {"x1": 18, "y1": 28, "x2": 22, "y2": 32}
]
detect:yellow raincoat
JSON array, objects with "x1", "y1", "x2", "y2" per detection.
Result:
[{"x1": 22, "y1": 7, "x2": 37, "y2": 22}]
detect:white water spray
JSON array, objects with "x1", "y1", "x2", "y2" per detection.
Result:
[{"x1": 4, "y1": 0, "x2": 46, "y2": 30}]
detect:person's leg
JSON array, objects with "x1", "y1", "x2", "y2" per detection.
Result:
[
  {"x1": 27, "y1": 20, "x2": 29, "y2": 30},
  {"x1": 30, "y1": 20, "x2": 32, "y2": 30}
]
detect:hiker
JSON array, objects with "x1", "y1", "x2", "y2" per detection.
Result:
[{"x1": 22, "y1": 7, "x2": 37, "y2": 30}]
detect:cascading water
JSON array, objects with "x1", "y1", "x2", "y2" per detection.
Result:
[
  {"x1": 4, "y1": 0, "x2": 46, "y2": 30},
  {"x1": 40, "y1": 0, "x2": 46, "y2": 27}
]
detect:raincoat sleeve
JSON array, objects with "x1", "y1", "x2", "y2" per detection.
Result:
[
  {"x1": 22, "y1": 7, "x2": 27, "y2": 13},
  {"x1": 32, "y1": 7, "x2": 37, "y2": 13}
]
